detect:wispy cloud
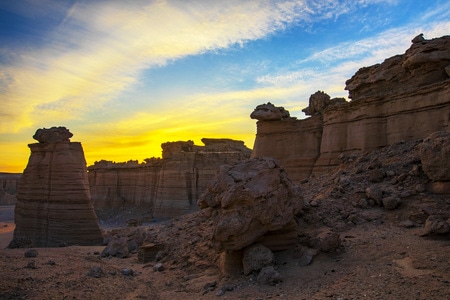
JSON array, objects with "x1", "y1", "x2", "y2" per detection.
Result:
[
  {"x1": 0, "y1": 0, "x2": 397, "y2": 133},
  {"x1": 256, "y1": 20, "x2": 450, "y2": 106}
]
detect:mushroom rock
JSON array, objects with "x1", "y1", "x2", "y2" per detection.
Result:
[
  {"x1": 250, "y1": 102, "x2": 290, "y2": 121},
  {"x1": 9, "y1": 127, "x2": 103, "y2": 248},
  {"x1": 198, "y1": 157, "x2": 303, "y2": 251}
]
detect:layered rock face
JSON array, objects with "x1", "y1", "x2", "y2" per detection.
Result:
[
  {"x1": 10, "y1": 127, "x2": 102, "y2": 247},
  {"x1": 0, "y1": 173, "x2": 20, "y2": 205},
  {"x1": 88, "y1": 138, "x2": 251, "y2": 218},
  {"x1": 252, "y1": 35, "x2": 450, "y2": 182}
]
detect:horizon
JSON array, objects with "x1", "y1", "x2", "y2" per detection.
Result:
[{"x1": 1, "y1": 0, "x2": 449, "y2": 173}]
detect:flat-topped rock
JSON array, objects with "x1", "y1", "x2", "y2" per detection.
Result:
[{"x1": 9, "y1": 128, "x2": 102, "y2": 248}]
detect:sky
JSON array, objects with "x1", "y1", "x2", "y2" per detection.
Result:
[{"x1": 0, "y1": 0, "x2": 449, "y2": 173}]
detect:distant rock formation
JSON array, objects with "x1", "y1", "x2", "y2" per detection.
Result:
[
  {"x1": 88, "y1": 138, "x2": 251, "y2": 219},
  {"x1": 198, "y1": 157, "x2": 303, "y2": 251},
  {"x1": 252, "y1": 35, "x2": 450, "y2": 182},
  {"x1": 9, "y1": 127, "x2": 102, "y2": 248},
  {"x1": 0, "y1": 173, "x2": 20, "y2": 205}
]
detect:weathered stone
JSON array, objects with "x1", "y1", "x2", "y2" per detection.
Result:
[
  {"x1": 242, "y1": 244, "x2": 274, "y2": 275},
  {"x1": 33, "y1": 126, "x2": 73, "y2": 143},
  {"x1": 419, "y1": 131, "x2": 450, "y2": 181},
  {"x1": 10, "y1": 129, "x2": 102, "y2": 248},
  {"x1": 87, "y1": 266, "x2": 104, "y2": 278},
  {"x1": 421, "y1": 215, "x2": 450, "y2": 236},
  {"x1": 101, "y1": 236, "x2": 129, "y2": 258},
  {"x1": 198, "y1": 157, "x2": 303, "y2": 251},
  {"x1": 366, "y1": 186, "x2": 383, "y2": 205},
  {"x1": 256, "y1": 266, "x2": 282, "y2": 285},
  {"x1": 250, "y1": 102, "x2": 290, "y2": 121},
  {"x1": 24, "y1": 249, "x2": 38, "y2": 258},
  {"x1": 382, "y1": 196, "x2": 401, "y2": 210},
  {"x1": 138, "y1": 243, "x2": 165, "y2": 263}
]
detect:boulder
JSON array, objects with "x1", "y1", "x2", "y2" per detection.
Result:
[
  {"x1": 419, "y1": 131, "x2": 450, "y2": 181},
  {"x1": 242, "y1": 244, "x2": 274, "y2": 275},
  {"x1": 198, "y1": 157, "x2": 303, "y2": 251},
  {"x1": 250, "y1": 102, "x2": 290, "y2": 121}
]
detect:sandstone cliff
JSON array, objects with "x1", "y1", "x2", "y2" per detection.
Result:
[
  {"x1": 252, "y1": 35, "x2": 450, "y2": 182},
  {"x1": 10, "y1": 127, "x2": 103, "y2": 247},
  {"x1": 88, "y1": 138, "x2": 251, "y2": 219}
]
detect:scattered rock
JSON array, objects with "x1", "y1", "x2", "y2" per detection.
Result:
[
  {"x1": 87, "y1": 266, "x2": 104, "y2": 278},
  {"x1": 421, "y1": 215, "x2": 450, "y2": 236},
  {"x1": 24, "y1": 249, "x2": 39, "y2": 258},
  {"x1": 242, "y1": 244, "x2": 274, "y2": 275},
  {"x1": 419, "y1": 131, "x2": 450, "y2": 181},
  {"x1": 382, "y1": 196, "x2": 401, "y2": 210},
  {"x1": 101, "y1": 236, "x2": 129, "y2": 258},
  {"x1": 153, "y1": 262, "x2": 164, "y2": 272},
  {"x1": 121, "y1": 268, "x2": 136, "y2": 276},
  {"x1": 25, "y1": 260, "x2": 37, "y2": 269},
  {"x1": 257, "y1": 266, "x2": 283, "y2": 285}
]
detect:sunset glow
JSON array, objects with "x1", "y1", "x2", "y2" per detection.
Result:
[{"x1": 1, "y1": 0, "x2": 448, "y2": 172}]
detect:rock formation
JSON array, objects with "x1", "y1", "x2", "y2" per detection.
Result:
[
  {"x1": 9, "y1": 127, "x2": 102, "y2": 247},
  {"x1": 88, "y1": 138, "x2": 251, "y2": 218},
  {"x1": 252, "y1": 35, "x2": 450, "y2": 182},
  {"x1": 419, "y1": 131, "x2": 450, "y2": 194},
  {"x1": 198, "y1": 157, "x2": 303, "y2": 251},
  {"x1": 0, "y1": 173, "x2": 20, "y2": 205},
  {"x1": 250, "y1": 102, "x2": 290, "y2": 121}
]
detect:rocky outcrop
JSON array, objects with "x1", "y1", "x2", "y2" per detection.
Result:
[
  {"x1": 88, "y1": 138, "x2": 251, "y2": 218},
  {"x1": 419, "y1": 131, "x2": 450, "y2": 194},
  {"x1": 198, "y1": 157, "x2": 303, "y2": 251},
  {"x1": 252, "y1": 35, "x2": 450, "y2": 182},
  {"x1": 0, "y1": 173, "x2": 20, "y2": 205},
  {"x1": 10, "y1": 127, "x2": 102, "y2": 247}
]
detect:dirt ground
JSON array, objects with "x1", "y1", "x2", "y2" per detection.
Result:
[{"x1": 1, "y1": 138, "x2": 450, "y2": 299}]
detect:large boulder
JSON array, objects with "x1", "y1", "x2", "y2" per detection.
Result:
[
  {"x1": 419, "y1": 131, "x2": 450, "y2": 181},
  {"x1": 198, "y1": 157, "x2": 303, "y2": 251},
  {"x1": 250, "y1": 102, "x2": 290, "y2": 121}
]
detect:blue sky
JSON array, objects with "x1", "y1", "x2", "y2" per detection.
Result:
[{"x1": 0, "y1": 0, "x2": 449, "y2": 172}]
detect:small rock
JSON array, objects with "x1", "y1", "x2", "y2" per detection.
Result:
[
  {"x1": 153, "y1": 262, "x2": 164, "y2": 272},
  {"x1": 216, "y1": 285, "x2": 234, "y2": 297},
  {"x1": 242, "y1": 244, "x2": 274, "y2": 275},
  {"x1": 46, "y1": 260, "x2": 56, "y2": 265},
  {"x1": 422, "y1": 215, "x2": 450, "y2": 236},
  {"x1": 400, "y1": 191, "x2": 411, "y2": 198},
  {"x1": 87, "y1": 266, "x2": 104, "y2": 278},
  {"x1": 382, "y1": 196, "x2": 401, "y2": 210},
  {"x1": 415, "y1": 184, "x2": 426, "y2": 193},
  {"x1": 398, "y1": 220, "x2": 416, "y2": 228},
  {"x1": 368, "y1": 169, "x2": 384, "y2": 182},
  {"x1": 24, "y1": 249, "x2": 39, "y2": 258},
  {"x1": 298, "y1": 248, "x2": 316, "y2": 266},
  {"x1": 366, "y1": 186, "x2": 383, "y2": 205},
  {"x1": 257, "y1": 266, "x2": 282, "y2": 285},
  {"x1": 25, "y1": 260, "x2": 37, "y2": 269},
  {"x1": 121, "y1": 268, "x2": 135, "y2": 276}
]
